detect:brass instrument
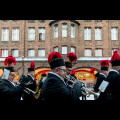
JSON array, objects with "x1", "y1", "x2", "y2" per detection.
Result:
[
  {"x1": 65, "y1": 75, "x2": 100, "y2": 99},
  {"x1": 34, "y1": 77, "x2": 47, "y2": 99}
]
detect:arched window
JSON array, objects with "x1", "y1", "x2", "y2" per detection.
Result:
[
  {"x1": 62, "y1": 23, "x2": 67, "y2": 37},
  {"x1": 71, "y1": 24, "x2": 75, "y2": 38},
  {"x1": 54, "y1": 24, "x2": 58, "y2": 38}
]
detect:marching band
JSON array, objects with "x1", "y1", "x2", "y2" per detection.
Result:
[{"x1": 1, "y1": 50, "x2": 120, "y2": 103}]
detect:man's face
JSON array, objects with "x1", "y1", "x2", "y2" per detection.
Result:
[
  {"x1": 55, "y1": 66, "x2": 67, "y2": 79},
  {"x1": 66, "y1": 68, "x2": 72, "y2": 75},
  {"x1": 29, "y1": 71, "x2": 35, "y2": 77},
  {"x1": 8, "y1": 72, "x2": 15, "y2": 82}
]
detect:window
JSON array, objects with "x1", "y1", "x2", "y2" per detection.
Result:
[
  {"x1": 112, "y1": 48, "x2": 119, "y2": 55},
  {"x1": 71, "y1": 24, "x2": 75, "y2": 38},
  {"x1": 28, "y1": 28, "x2": 35, "y2": 41},
  {"x1": 71, "y1": 47, "x2": 75, "y2": 53},
  {"x1": 38, "y1": 49, "x2": 45, "y2": 57},
  {"x1": 39, "y1": 27, "x2": 45, "y2": 40},
  {"x1": 1, "y1": 49, "x2": 8, "y2": 57},
  {"x1": 54, "y1": 46, "x2": 59, "y2": 52},
  {"x1": 28, "y1": 49, "x2": 35, "y2": 57},
  {"x1": 62, "y1": 46, "x2": 67, "y2": 54},
  {"x1": 84, "y1": 27, "x2": 91, "y2": 40},
  {"x1": 84, "y1": 20, "x2": 91, "y2": 22},
  {"x1": 28, "y1": 20, "x2": 35, "y2": 23},
  {"x1": 62, "y1": 23, "x2": 67, "y2": 37},
  {"x1": 12, "y1": 49, "x2": 19, "y2": 57},
  {"x1": 54, "y1": 24, "x2": 58, "y2": 38},
  {"x1": 12, "y1": 28, "x2": 19, "y2": 41},
  {"x1": 111, "y1": 27, "x2": 118, "y2": 40},
  {"x1": 95, "y1": 28, "x2": 102, "y2": 40},
  {"x1": 84, "y1": 49, "x2": 92, "y2": 56},
  {"x1": 95, "y1": 20, "x2": 102, "y2": 22},
  {"x1": 1, "y1": 28, "x2": 9, "y2": 41},
  {"x1": 95, "y1": 49, "x2": 102, "y2": 56}
]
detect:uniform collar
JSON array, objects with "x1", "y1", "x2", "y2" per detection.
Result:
[
  {"x1": 49, "y1": 72, "x2": 67, "y2": 86},
  {"x1": 100, "y1": 73, "x2": 106, "y2": 78},
  {"x1": 110, "y1": 69, "x2": 119, "y2": 74}
]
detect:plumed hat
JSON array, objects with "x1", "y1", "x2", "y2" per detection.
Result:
[
  {"x1": 100, "y1": 60, "x2": 109, "y2": 71},
  {"x1": 48, "y1": 52, "x2": 65, "y2": 69},
  {"x1": 28, "y1": 61, "x2": 35, "y2": 72},
  {"x1": 41, "y1": 70, "x2": 47, "y2": 77},
  {"x1": 65, "y1": 52, "x2": 77, "y2": 68},
  {"x1": 110, "y1": 50, "x2": 120, "y2": 66},
  {"x1": 4, "y1": 55, "x2": 16, "y2": 72}
]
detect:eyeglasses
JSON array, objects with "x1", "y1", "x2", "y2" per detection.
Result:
[
  {"x1": 58, "y1": 68, "x2": 67, "y2": 73},
  {"x1": 9, "y1": 74, "x2": 15, "y2": 77}
]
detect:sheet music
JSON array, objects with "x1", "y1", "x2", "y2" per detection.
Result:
[
  {"x1": 98, "y1": 80, "x2": 109, "y2": 92},
  {"x1": 2, "y1": 69, "x2": 10, "y2": 80}
]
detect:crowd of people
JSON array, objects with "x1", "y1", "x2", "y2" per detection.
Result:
[{"x1": 0, "y1": 50, "x2": 120, "y2": 104}]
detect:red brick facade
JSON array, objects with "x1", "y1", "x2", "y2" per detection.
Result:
[{"x1": 0, "y1": 20, "x2": 119, "y2": 75}]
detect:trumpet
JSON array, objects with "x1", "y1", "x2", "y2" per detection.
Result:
[
  {"x1": 64, "y1": 75, "x2": 100, "y2": 99},
  {"x1": 16, "y1": 82, "x2": 37, "y2": 96}
]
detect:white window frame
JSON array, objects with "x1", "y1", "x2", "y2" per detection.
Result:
[
  {"x1": 71, "y1": 24, "x2": 75, "y2": 38},
  {"x1": 54, "y1": 47, "x2": 59, "y2": 52},
  {"x1": 111, "y1": 27, "x2": 118, "y2": 40},
  {"x1": 71, "y1": 47, "x2": 75, "y2": 53},
  {"x1": 95, "y1": 28, "x2": 102, "y2": 40},
  {"x1": 95, "y1": 49, "x2": 102, "y2": 57},
  {"x1": 12, "y1": 49, "x2": 19, "y2": 57},
  {"x1": 28, "y1": 49, "x2": 35, "y2": 57},
  {"x1": 1, "y1": 49, "x2": 8, "y2": 57},
  {"x1": 62, "y1": 46, "x2": 67, "y2": 54},
  {"x1": 84, "y1": 49, "x2": 92, "y2": 57},
  {"x1": 38, "y1": 49, "x2": 45, "y2": 57},
  {"x1": 62, "y1": 23, "x2": 67, "y2": 37},
  {"x1": 54, "y1": 25, "x2": 58, "y2": 38},
  {"x1": 38, "y1": 27, "x2": 45, "y2": 40},
  {"x1": 12, "y1": 28, "x2": 19, "y2": 41},
  {"x1": 1, "y1": 28, "x2": 9, "y2": 41},
  {"x1": 28, "y1": 28, "x2": 35, "y2": 41},
  {"x1": 84, "y1": 27, "x2": 91, "y2": 40}
]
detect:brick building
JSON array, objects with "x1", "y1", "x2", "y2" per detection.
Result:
[{"x1": 0, "y1": 20, "x2": 120, "y2": 86}]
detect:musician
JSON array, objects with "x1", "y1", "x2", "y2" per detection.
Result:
[
  {"x1": 0, "y1": 56, "x2": 26, "y2": 102},
  {"x1": 23, "y1": 61, "x2": 37, "y2": 102},
  {"x1": 105, "y1": 51, "x2": 120, "y2": 100},
  {"x1": 94, "y1": 60, "x2": 109, "y2": 101},
  {"x1": 41, "y1": 52, "x2": 82, "y2": 103}
]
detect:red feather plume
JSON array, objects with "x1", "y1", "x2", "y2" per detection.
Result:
[
  {"x1": 70, "y1": 69, "x2": 75, "y2": 75},
  {"x1": 42, "y1": 70, "x2": 46, "y2": 75},
  {"x1": 90, "y1": 68, "x2": 96, "y2": 73},
  {"x1": 100, "y1": 60, "x2": 109, "y2": 67},
  {"x1": 4, "y1": 55, "x2": 16, "y2": 66},
  {"x1": 110, "y1": 50, "x2": 120, "y2": 63},
  {"x1": 67, "y1": 52, "x2": 77, "y2": 63},
  {"x1": 30, "y1": 61, "x2": 35, "y2": 68},
  {"x1": 48, "y1": 52, "x2": 63, "y2": 63}
]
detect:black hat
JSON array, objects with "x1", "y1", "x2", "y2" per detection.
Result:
[
  {"x1": 5, "y1": 67, "x2": 15, "y2": 72},
  {"x1": 28, "y1": 61, "x2": 35, "y2": 72},
  {"x1": 48, "y1": 52, "x2": 65, "y2": 69},
  {"x1": 41, "y1": 71, "x2": 47, "y2": 77},
  {"x1": 65, "y1": 61, "x2": 72, "y2": 68},
  {"x1": 110, "y1": 51, "x2": 120, "y2": 66},
  {"x1": 100, "y1": 60, "x2": 109, "y2": 71}
]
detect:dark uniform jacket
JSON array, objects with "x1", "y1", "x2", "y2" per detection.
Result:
[
  {"x1": 0, "y1": 79, "x2": 24, "y2": 102},
  {"x1": 105, "y1": 70, "x2": 120, "y2": 100},
  {"x1": 94, "y1": 72, "x2": 106, "y2": 92},
  {"x1": 94, "y1": 73, "x2": 107, "y2": 102},
  {"x1": 23, "y1": 74, "x2": 37, "y2": 102},
  {"x1": 41, "y1": 72, "x2": 82, "y2": 103}
]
